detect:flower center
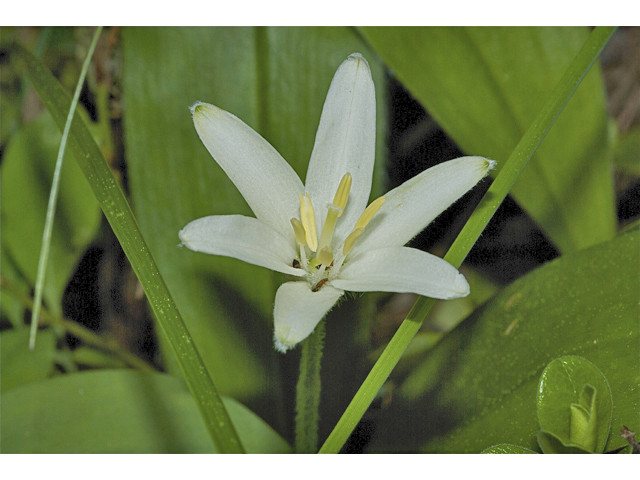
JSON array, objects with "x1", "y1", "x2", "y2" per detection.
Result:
[{"x1": 290, "y1": 173, "x2": 385, "y2": 289}]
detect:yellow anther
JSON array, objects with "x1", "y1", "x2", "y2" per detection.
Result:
[
  {"x1": 290, "y1": 218, "x2": 307, "y2": 246},
  {"x1": 332, "y1": 173, "x2": 352, "y2": 214},
  {"x1": 355, "y1": 196, "x2": 385, "y2": 230},
  {"x1": 299, "y1": 193, "x2": 318, "y2": 252},
  {"x1": 342, "y1": 197, "x2": 386, "y2": 256},
  {"x1": 342, "y1": 228, "x2": 364, "y2": 256}
]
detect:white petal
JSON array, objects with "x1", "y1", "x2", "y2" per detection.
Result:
[
  {"x1": 332, "y1": 246, "x2": 469, "y2": 299},
  {"x1": 355, "y1": 156, "x2": 495, "y2": 252},
  {"x1": 191, "y1": 102, "x2": 304, "y2": 239},
  {"x1": 273, "y1": 281, "x2": 344, "y2": 353},
  {"x1": 304, "y1": 53, "x2": 377, "y2": 245},
  {"x1": 179, "y1": 215, "x2": 304, "y2": 277}
]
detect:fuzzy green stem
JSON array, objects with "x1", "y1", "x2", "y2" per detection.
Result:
[
  {"x1": 319, "y1": 25, "x2": 617, "y2": 454},
  {"x1": 295, "y1": 320, "x2": 326, "y2": 453}
]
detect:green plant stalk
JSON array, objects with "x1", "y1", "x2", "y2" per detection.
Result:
[
  {"x1": 295, "y1": 320, "x2": 326, "y2": 453},
  {"x1": 29, "y1": 26, "x2": 103, "y2": 350},
  {"x1": 319, "y1": 25, "x2": 617, "y2": 454},
  {"x1": 12, "y1": 42, "x2": 245, "y2": 453}
]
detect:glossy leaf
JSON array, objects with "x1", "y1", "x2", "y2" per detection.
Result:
[
  {"x1": 121, "y1": 27, "x2": 387, "y2": 418},
  {"x1": 482, "y1": 444, "x2": 538, "y2": 454},
  {"x1": 0, "y1": 370, "x2": 291, "y2": 453},
  {"x1": 368, "y1": 229, "x2": 639, "y2": 453},
  {"x1": 360, "y1": 27, "x2": 616, "y2": 253},
  {"x1": 537, "y1": 430, "x2": 593, "y2": 454},
  {"x1": 0, "y1": 114, "x2": 100, "y2": 316},
  {"x1": 0, "y1": 328, "x2": 56, "y2": 392},
  {"x1": 537, "y1": 356, "x2": 612, "y2": 453}
]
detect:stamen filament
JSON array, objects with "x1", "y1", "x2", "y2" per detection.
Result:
[{"x1": 299, "y1": 193, "x2": 318, "y2": 252}]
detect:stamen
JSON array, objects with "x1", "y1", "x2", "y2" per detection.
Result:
[
  {"x1": 342, "y1": 228, "x2": 364, "y2": 256},
  {"x1": 355, "y1": 196, "x2": 385, "y2": 230},
  {"x1": 342, "y1": 197, "x2": 386, "y2": 257},
  {"x1": 290, "y1": 218, "x2": 307, "y2": 246},
  {"x1": 332, "y1": 173, "x2": 352, "y2": 213},
  {"x1": 299, "y1": 193, "x2": 318, "y2": 252},
  {"x1": 317, "y1": 174, "x2": 352, "y2": 253}
]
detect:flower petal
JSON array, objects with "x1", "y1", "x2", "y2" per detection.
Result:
[
  {"x1": 273, "y1": 281, "x2": 344, "y2": 353},
  {"x1": 355, "y1": 156, "x2": 495, "y2": 252},
  {"x1": 332, "y1": 246, "x2": 469, "y2": 299},
  {"x1": 179, "y1": 215, "x2": 305, "y2": 277},
  {"x1": 304, "y1": 53, "x2": 377, "y2": 245},
  {"x1": 191, "y1": 102, "x2": 304, "y2": 239}
]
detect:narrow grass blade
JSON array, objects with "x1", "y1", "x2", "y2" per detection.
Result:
[{"x1": 29, "y1": 26, "x2": 103, "y2": 350}]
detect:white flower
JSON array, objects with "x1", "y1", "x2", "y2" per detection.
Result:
[{"x1": 179, "y1": 53, "x2": 495, "y2": 353}]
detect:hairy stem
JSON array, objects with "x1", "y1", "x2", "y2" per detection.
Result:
[{"x1": 295, "y1": 320, "x2": 326, "y2": 453}]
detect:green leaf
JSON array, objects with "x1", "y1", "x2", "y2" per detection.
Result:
[
  {"x1": 368, "y1": 228, "x2": 639, "y2": 453},
  {"x1": 0, "y1": 370, "x2": 291, "y2": 453},
  {"x1": 360, "y1": 27, "x2": 616, "y2": 253},
  {"x1": 0, "y1": 113, "x2": 101, "y2": 315},
  {"x1": 537, "y1": 356, "x2": 612, "y2": 453},
  {"x1": 0, "y1": 328, "x2": 56, "y2": 392},
  {"x1": 537, "y1": 430, "x2": 593, "y2": 454},
  {"x1": 121, "y1": 27, "x2": 387, "y2": 417},
  {"x1": 482, "y1": 444, "x2": 538, "y2": 454}
]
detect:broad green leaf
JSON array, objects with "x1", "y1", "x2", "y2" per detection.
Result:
[
  {"x1": 0, "y1": 328, "x2": 56, "y2": 391},
  {"x1": 121, "y1": 27, "x2": 387, "y2": 419},
  {"x1": 0, "y1": 113, "x2": 101, "y2": 315},
  {"x1": 482, "y1": 444, "x2": 538, "y2": 454},
  {"x1": 360, "y1": 27, "x2": 616, "y2": 253},
  {"x1": 0, "y1": 370, "x2": 291, "y2": 453},
  {"x1": 368, "y1": 229, "x2": 639, "y2": 453},
  {"x1": 537, "y1": 356, "x2": 612, "y2": 453}
]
